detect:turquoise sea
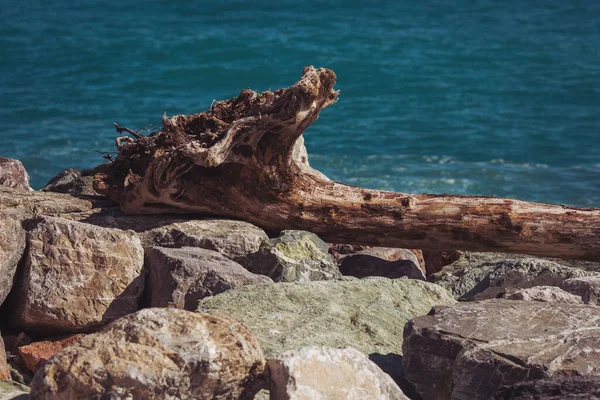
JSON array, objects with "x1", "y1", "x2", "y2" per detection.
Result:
[{"x1": 1, "y1": 1, "x2": 599, "y2": 206}]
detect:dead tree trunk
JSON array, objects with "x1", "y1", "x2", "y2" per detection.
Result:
[{"x1": 95, "y1": 67, "x2": 600, "y2": 261}]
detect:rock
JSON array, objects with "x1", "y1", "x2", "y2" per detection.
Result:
[
  {"x1": 98, "y1": 217, "x2": 269, "y2": 266},
  {"x1": 0, "y1": 215, "x2": 25, "y2": 307},
  {"x1": 560, "y1": 276, "x2": 600, "y2": 305},
  {"x1": 267, "y1": 347, "x2": 408, "y2": 400},
  {"x1": 0, "y1": 158, "x2": 30, "y2": 191},
  {"x1": 198, "y1": 278, "x2": 456, "y2": 360},
  {"x1": 0, "y1": 186, "x2": 93, "y2": 217},
  {"x1": 422, "y1": 249, "x2": 462, "y2": 275},
  {"x1": 145, "y1": 246, "x2": 272, "y2": 310},
  {"x1": 500, "y1": 286, "x2": 583, "y2": 303},
  {"x1": 31, "y1": 309, "x2": 265, "y2": 400},
  {"x1": 0, "y1": 337, "x2": 10, "y2": 381},
  {"x1": 0, "y1": 379, "x2": 30, "y2": 399},
  {"x1": 402, "y1": 300, "x2": 600, "y2": 400},
  {"x1": 331, "y1": 245, "x2": 425, "y2": 280},
  {"x1": 41, "y1": 168, "x2": 98, "y2": 196},
  {"x1": 493, "y1": 376, "x2": 600, "y2": 400},
  {"x1": 245, "y1": 230, "x2": 340, "y2": 282},
  {"x1": 12, "y1": 216, "x2": 144, "y2": 333},
  {"x1": 17, "y1": 334, "x2": 85, "y2": 373},
  {"x1": 430, "y1": 252, "x2": 597, "y2": 301}
]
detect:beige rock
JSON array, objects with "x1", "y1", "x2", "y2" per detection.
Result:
[
  {"x1": 267, "y1": 347, "x2": 408, "y2": 400},
  {"x1": 12, "y1": 216, "x2": 144, "y2": 333},
  {"x1": 31, "y1": 309, "x2": 265, "y2": 400},
  {"x1": 0, "y1": 157, "x2": 31, "y2": 191},
  {"x1": 145, "y1": 246, "x2": 272, "y2": 310},
  {"x1": 18, "y1": 334, "x2": 85, "y2": 373},
  {"x1": 0, "y1": 214, "x2": 25, "y2": 306},
  {"x1": 0, "y1": 379, "x2": 30, "y2": 399},
  {"x1": 403, "y1": 300, "x2": 600, "y2": 400},
  {"x1": 0, "y1": 186, "x2": 93, "y2": 217},
  {"x1": 0, "y1": 336, "x2": 10, "y2": 381}
]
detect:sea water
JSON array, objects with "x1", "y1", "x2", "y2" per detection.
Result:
[{"x1": 1, "y1": 0, "x2": 599, "y2": 206}]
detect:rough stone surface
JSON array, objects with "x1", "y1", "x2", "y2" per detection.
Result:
[
  {"x1": 41, "y1": 168, "x2": 99, "y2": 196},
  {"x1": 0, "y1": 337, "x2": 10, "y2": 381},
  {"x1": 561, "y1": 276, "x2": 600, "y2": 305},
  {"x1": 334, "y1": 246, "x2": 425, "y2": 280},
  {"x1": 430, "y1": 252, "x2": 598, "y2": 301},
  {"x1": 245, "y1": 230, "x2": 340, "y2": 282},
  {"x1": 500, "y1": 286, "x2": 584, "y2": 303},
  {"x1": 0, "y1": 186, "x2": 94, "y2": 217},
  {"x1": 145, "y1": 246, "x2": 272, "y2": 310},
  {"x1": 403, "y1": 300, "x2": 600, "y2": 400},
  {"x1": 198, "y1": 278, "x2": 456, "y2": 359},
  {"x1": 31, "y1": 309, "x2": 265, "y2": 400},
  {"x1": 0, "y1": 215, "x2": 25, "y2": 307},
  {"x1": 267, "y1": 347, "x2": 408, "y2": 400},
  {"x1": 493, "y1": 376, "x2": 600, "y2": 400},
  {"x1": 12, "y1": 216, "x2": 145, "y2": 333},
  {"x1": 0, "y1": 379, "x2": 30, "y2": 399},
  {"x1": 0, "y1": 158, "x2": 30, "y2": 191},
  {"x1": 422, "y1": 249, "x2": 462, "y2": 276},
  {"x1": 17, "y1": 334, "x2": 85, "y2": 373}
]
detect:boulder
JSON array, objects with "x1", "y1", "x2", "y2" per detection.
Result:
[
  {"x1": 198, "y1": 278, "x2": 456, "y2": 360},
  {"x1": 266, "y1": 347, "x2": 408, "y2": 400},
  {"x1": 145, "y1": 246, "x2": 272, "y2": 310},
  {"x1": 12, "y1": 217, "x2": 144, "y2": 333},
  {"x1": 0, "y1": 337, "x2": 10, "y2": 381},
  {"x1": 17, "y1": 334, "x2": 85, "y2": 373},
  {"x1": 402, "y1": 300, "x2": 600, "y2": 400},
  {"x1": 31, "y1": 309, "x2": 265, "y2": 400},
  {"x1": 560, "y1": 276, "x2": 600, "y2": 305},
  {"x1": 41, "y1": 168, "x2": 98, "y2": 196},
  {"x1": 0, "y1": 380, "x2": 30, "y2": 399},
  {"x1": 0, "y1": 158, "x2": 30, "y2": 191},
  {"x1": 430, "y1": 252, "x2": 597, "y2": 301},
  {"x1": 493, "y1": 376, "x2": 600, "y2": 400},
  {"x1": 330, "y1": 245, "x2": 425, "y2": 280},
  {"x1": 0, "y1": 215, "x2": 26, "y2": 306},
  {"x1": 0, "y1": 186, "x2": 93, "y2": 217},
  {"x1": 499, "y1": 286, "x2": 583, "y2": 303},
  {"x1": 245, "y1": 230, "x2": 340, "y2": 282}
]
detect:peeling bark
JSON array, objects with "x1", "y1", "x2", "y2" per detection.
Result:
[{"x1": 95, "y1": 66, "x2": 600, "y2": 261}]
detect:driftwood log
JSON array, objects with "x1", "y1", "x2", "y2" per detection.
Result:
[{"x1": 95, "y1": 67, "x2": 600, "y2": 261}]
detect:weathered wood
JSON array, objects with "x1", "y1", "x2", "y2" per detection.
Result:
[{"x1": 94, "y1": 67, "x2": 600, "y2": 261}]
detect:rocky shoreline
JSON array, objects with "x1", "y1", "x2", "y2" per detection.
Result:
[{"x1": 0, "y1": 156, "x2": 599, "y2": 399}]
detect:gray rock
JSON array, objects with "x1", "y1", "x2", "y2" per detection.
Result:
[
  {"x1": 267, "y1": 347, "x2": 409, "y2": 400},
  {"x1": 198, "y1": 278, "x2": 456, "y2": 359},
  {"x1": 560, "y1": 276, "x2": 600, "y2": 305},
  {"x1": 0, "y1": 158, "x2": 30, "y2": 191},
  {"x1": 0, "y1": 215, "x2": 25, "y2": 307},
  {"x1": 30, "y1": 309, "x2": 265, "y2": 400},
  {"x1": 0, "y1": 380, "x2": 30, "y2": 400},
  {"x1": 430, "y1": 252, "x2": 597, "y2": 301},
  {"x1": 493, "y1": 376, "x2": 600, "y2": 400},
  {"x1": 145, "y1": 246, "x2": 272, "y2": 310},
  {"x1": 12, "y1": 217, "x2": 145, "y2": 333},
  {"x1": 246, "y1": 230, "x2": 340, "y2": 282},
  {"x1": 403, "y1": 300, "x2": 600, "y2": 400},
  {"x1": 500, "y1": 286, "x2": 584, "y2": 303},
  {"x1": 41, "y1": 169, "x2": 98, "y2": 196}
]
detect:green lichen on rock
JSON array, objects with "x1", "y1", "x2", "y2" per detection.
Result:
[
  {"x1": 197, "y1": 277, "x2": 456, "y2": 358},
  {"x1": 0, "y1": 379, "x2": 30, "y2": 399},
  {"x1": 245, "y1": 230, "x2": 340, "y2": 282}
]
